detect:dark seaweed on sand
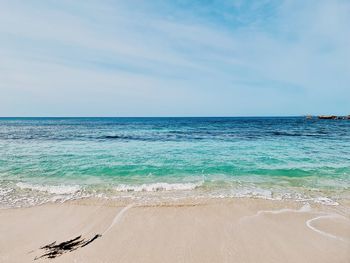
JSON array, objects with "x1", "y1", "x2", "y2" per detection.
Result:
[{"x1": 34, "y1": 234, "x2": 101, "y2": 260}]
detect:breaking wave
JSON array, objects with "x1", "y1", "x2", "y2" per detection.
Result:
[
  {"x1": 114, "y1": 182, "x2": 203, "y2": 192},
  {"x1": 16, "y1": 182, "x2": 81, "y2": 195}
]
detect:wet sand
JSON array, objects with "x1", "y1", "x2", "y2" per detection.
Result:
[{"x1": 0, "y1": 198, "x2": 349, "y2": 263}]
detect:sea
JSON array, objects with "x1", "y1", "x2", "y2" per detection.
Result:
[{"x1": 0, "y1": 117, "x2": 349, "y2": 208}]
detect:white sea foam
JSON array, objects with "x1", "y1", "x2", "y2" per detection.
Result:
[
  {"x1": 0, "y1": 188, "x2": 13, "y2": 195},
  {"x1": 240, "y1": 203, "x2": 312, "y2": 221},
  {"x1": 313, "y1": 197, "x2": 339, "y2": 206},
  {"x1": 233, "y1": 188, "x2": 273, "y2": 199},
  {"x1": 240, "y1": 202, "x2": 348, "y2": 242},
  {"x1": 16, "y1": 182, "x2": 81, "y2": 195},
  {"x1": 1, "y1": 180, "x2": 343, "y2": 209},
  {"x1": 114, "y1": 181, "x2": 203, "y2": 192},
  {"x1": 103, "y1": 203, "x2": 134, "y2": 235},
  {"x1": 306, "y1": 214, "x2": 347, "y2": 241}
]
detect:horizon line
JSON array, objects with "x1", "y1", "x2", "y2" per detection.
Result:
[{"x1": 0, "y1": 115, "x2": 340, "y2": 118}]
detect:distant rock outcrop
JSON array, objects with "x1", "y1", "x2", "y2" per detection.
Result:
[
  {"x1": 316, "y1": 115, "x2": 350, "y2": 120},
  {"x1": 318, "y1": 115, "x2": 337, "y2": 119}
]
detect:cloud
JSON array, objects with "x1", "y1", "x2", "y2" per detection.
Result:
[{"x1": 0, "y1": 0, "x2": 349, "y2": 116}]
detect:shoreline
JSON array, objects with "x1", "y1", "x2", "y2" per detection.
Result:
[
  {"x1": 2, "y1": 178, "x2": 348, "y2": 209},
  {"x1": 1, "y1": 198, "x2": 349, "y2": 262}
]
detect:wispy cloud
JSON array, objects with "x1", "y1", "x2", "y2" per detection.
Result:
[{"x1": 0, "y1": 0, "x2": 349, "y2": 116}]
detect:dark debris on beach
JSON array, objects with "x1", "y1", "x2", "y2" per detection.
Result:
[{"x1": 34, "y1": 234, "x2": 102, "y2": 260}]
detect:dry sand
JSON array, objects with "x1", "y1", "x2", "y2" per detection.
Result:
[{"x1": 0, "y1": 198, "x2": 349, "y2": 263}]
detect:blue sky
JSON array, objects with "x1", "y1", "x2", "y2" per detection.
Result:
[{"x1": 0, "y1": 0, "x2": 349, "y2": 116}]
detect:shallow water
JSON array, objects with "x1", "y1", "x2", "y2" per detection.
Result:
[{"x1": 0, "y1": 117, "x2": 349, "y2": 207}]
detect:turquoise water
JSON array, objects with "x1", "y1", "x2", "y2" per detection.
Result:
[{"x1": 0, "y1": 117, "x2": 349, "y2": 207}]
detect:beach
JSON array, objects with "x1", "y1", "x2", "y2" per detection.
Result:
[
  {"x1": 1, "y1": 117, "x2": 349, "y2": 262},
  {"x1": 2, "y1": 0, "x2": 350, "y2": 260},
  {"x1": 1, "y1": 198, "x2": 349, "y2": 263}
]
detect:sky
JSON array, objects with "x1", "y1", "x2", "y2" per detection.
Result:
[{"x1": 0, "y1": 0, "x2": 349, "y2": 117}]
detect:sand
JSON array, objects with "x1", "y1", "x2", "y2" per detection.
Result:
[{"x1": 0, "y1": 198, "x2": 349, "y2": 263}]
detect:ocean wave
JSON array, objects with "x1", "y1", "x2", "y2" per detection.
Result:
[
  {"x1": 0, "y1": 180, "x2": 343, "y2": 208},
  {"x1": 102, "y1": 135, "x2": 135, "y2": 140},
  {"x1": 114, "y1": 182, "x2": 203, "y2": 192},
  {"x1": 16, "y1": 182, "x2": 81, "y2": 195},
  {"x1": 271, "y1": 131, "x2": 326, "y2": 137}
]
